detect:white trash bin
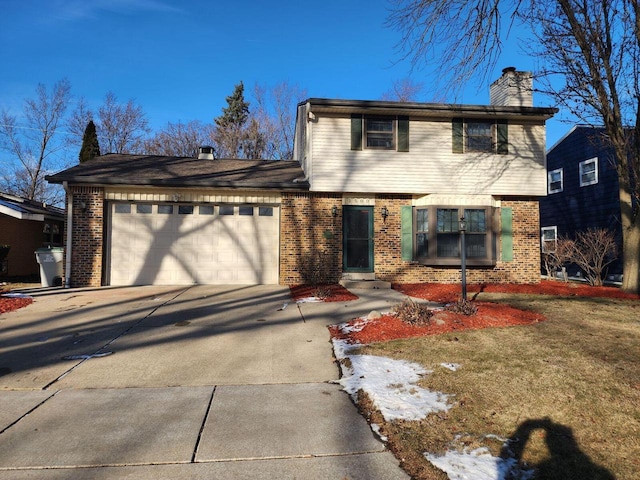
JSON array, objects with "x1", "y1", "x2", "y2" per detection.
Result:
[{"x1": 35, "y1": 247, "x2": 64, "y2": 287}]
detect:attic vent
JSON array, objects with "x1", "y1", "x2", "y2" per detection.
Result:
[{"x1": 198, "y1": 146, "x2": 215, "y2": 160}]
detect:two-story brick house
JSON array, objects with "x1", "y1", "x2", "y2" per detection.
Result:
[{"x1": 47, "y1": 68, "x2": 556, "y2": 287}]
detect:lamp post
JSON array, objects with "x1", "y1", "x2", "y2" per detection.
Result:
[{"x1": 459, "y1": 216, "x2": 467, "y2": 301}]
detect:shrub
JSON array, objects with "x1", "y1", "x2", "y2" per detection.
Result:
[
  {"x1": 446, "y1": 299, "x2": 478, "y2": 316},
  {"x1": 393, "y1": 298, "x2": 434, "y2": 326}
]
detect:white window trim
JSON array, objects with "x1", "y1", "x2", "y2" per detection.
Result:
[
  {"x1": 579, "y1": 157, "x2": 598, "y2": 187},
  {"x1": 541, "y1": 226, "x2": 558, "y2": 253},
  {"x1": 548, "y1": 168, "x2": 563, "y2": 194}
]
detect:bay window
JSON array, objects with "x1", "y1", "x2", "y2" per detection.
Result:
[{"x1": 410, "y1": 206, "x2": 495, "y2": 266}]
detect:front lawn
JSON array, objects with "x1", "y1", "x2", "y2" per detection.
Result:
[{"x1": 334, "y1": 284, "x2": 640, "y2": 480}]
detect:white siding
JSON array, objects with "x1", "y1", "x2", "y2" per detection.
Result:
[{"x1": 308, "y1": 115, "x2": 547, "y2": 196}]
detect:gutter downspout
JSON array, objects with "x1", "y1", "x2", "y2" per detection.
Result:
[{"x1": 63, "y1": 181, "x2": 73, "y2": 288}]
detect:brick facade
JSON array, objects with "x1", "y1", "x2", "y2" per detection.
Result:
[
  {"x1": 280, "y1": 192, "x2": 343, "y2": 285},
  {"x1": 281, "y1": 193, "x2": 541, "y2": 285},
  {"x1": 67, "y1": 186, "x2": 104, "y2": 287}
]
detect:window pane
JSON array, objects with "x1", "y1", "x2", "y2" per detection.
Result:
[
  {"x1": 417, "y1": 209, "x2": 428, "y2": 232},
  {"x1": 437, "y1": 209, "x2": 459, "y2": 233},
  {"x1": 466, "y1": 234, "x2": 486, "y2": 257},
  {"x1": 115, "y1": 204, "x2": 131, "y2": 214},
  {"x1": 199, "y1": 205, "x2": 214, "y2": 215},
  {"x1": 239, "y1": 206, "x2": 254, "y2": 216},
  {"x1": 367, "y1": 118, "x2": 393, "y2": 132},
  {"x1": 158, "y1": 205, "x2": 173, "y2": 214},
  {"x1": 219, "y1": 205, "x2": 234, "y2": 215},
  {"x1": 178, "y1": 205, "x2": 194, "y2": 215},
  {"x1": 465, "y1": 209, "x2": 486, "y2": 233},
  {"x1": 259, "y1": 207, "x2": 273, "y2": 216},
  {"x1": 136, "y1": 204, "x2": 152, "y2": 214},
  {"x1": 416, "y1": 233, "x2": 428, "y2": 257},
  {"x1": 437, "y1": 233, "x2": 459, "y2": 257}
]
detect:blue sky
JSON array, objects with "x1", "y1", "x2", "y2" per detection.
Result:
[{"x1": 0, "y1": 0, "x2": 569, "y2": 150}]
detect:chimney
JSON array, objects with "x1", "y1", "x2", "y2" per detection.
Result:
[
  {"x1": 490, "y1": 67, "x2": 533, "y2": 107},
  {"x1": 197, "y1": 146, "x2": 215, "y2": 160}
]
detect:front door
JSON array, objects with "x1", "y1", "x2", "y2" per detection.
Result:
[{"x1": 343, "y1": 206, "x2": 374, "y2": 272}]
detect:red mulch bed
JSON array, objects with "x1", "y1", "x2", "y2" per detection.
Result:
[
  {"x1": 0, "y1": 295, "x2": 33, "y2": 314},
  {"x1": 330, "y1": 302, "x2": 545, "y2": 344},
  {"x1": 330, "y1": 280, "x2": 638, "y2": 344},
  {"x1": 289, "y1": 284, "x2": 359, "y2": 302},
  {"x1": 394, "y1": 280, "x2": 640, "y2": 303}
]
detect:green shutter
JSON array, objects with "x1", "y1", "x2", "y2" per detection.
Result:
[
  {"x1": 501, "y1": 207, "x2": 513, "y2": 262},
  {"x1": 397, "y1": 116, "x2": 409, "y2": 152},
  {"x1": 351, "y1": 114, "x2": 362, "y2": 150},
  {"x1": 401, "y1": 206, "x2": 413, "y2": 261},
  {"x1": 452, "y1": 118, "x2": 463, "y2": 153},
  {"x1": 497, "y1": 119, "x2": 508, "y2": 154}
]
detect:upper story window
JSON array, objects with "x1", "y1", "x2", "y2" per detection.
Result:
[
  {"x1": 452, "y1": 118, "x2": 508, "y2": 154},
  {"x1": 365, "y1": 117, "x2": 394, "y2": 149},
  {"x1": 579, "y1": 157, "x2": 598, "y2": 186},
  {"x1": 351, "y1": 114, "x2": 409, "y2": 152},
  {"x1": 548, "y1": 168, "x2": 563, "y2": 194},
  {"x1": 466, "y1": 122, "x2": 493, "y2": 152}
]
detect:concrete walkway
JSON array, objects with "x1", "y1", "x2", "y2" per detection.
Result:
[{"x1": 0, "y1": 285, "x2": 410, "y2": 479}]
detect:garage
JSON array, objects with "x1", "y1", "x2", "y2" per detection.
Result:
[{"x1": 108, "y1": 202, "x2": 280, "y2": 285}]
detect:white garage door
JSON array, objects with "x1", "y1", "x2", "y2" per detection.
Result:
[{"x1": 108, "y1": 203, "x2": 279, "y2": 285}]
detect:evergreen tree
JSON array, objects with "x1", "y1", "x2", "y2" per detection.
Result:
[
  {"x1": 213, "y1": 82, "x2": 251, "y2": 158},
  {"x1": 79, "y1": 120, "x2": 100, "y2": 163}
]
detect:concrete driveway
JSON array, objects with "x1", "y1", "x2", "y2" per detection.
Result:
[{"x1": 0, "y1": 284, "x2": 410, "y2": 479}]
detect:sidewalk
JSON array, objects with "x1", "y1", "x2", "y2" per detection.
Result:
[{"x1": 0, "y1": 285, "x2": 410, "y2": 479}]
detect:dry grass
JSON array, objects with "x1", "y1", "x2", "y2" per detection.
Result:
[{"x1": 358, "y1": 293, "x2": 640, "y2": 480}]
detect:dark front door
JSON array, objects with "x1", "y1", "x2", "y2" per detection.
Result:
[{"x1": 343, "y1": 206, "x2": 374, "y2": 272}]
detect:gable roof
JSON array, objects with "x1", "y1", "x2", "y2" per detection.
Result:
[
  {"x1": 0, "y1": 192, "x2": 65, "y2": 221},
  {"x1": 46, "y1": 154, "x2": 310, "y2": 190}
]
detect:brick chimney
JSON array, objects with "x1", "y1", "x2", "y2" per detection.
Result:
[{"x1": 490, "y1": 67, "x2": 533, "y2": 107}]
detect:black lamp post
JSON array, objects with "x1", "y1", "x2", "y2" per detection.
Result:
[{"x1": 459, "y1": 216, "x2": 467, "y2": 301}]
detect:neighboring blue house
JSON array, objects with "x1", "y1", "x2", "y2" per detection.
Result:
[{"x1": 539, "y1": 125, "x2": 623, "y2": 280}]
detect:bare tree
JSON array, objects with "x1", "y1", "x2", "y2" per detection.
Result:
[
  {"x1": 252, "y1": 81, "x2": 307, "y2": 159},
  {"x1": 388, "y1": 0, "x2": 640, "y2": 293},
  {"x1": 542, "y1": 236, "x2": 575, "y2": 281},
  {"x1": 570, "y1": 228, "x2": 618, "y2": 286},
  {"x1": 97, "y1": 92, "x2": 150, "y2": 154},
  {"x1": 144, "y1": 120, "x2": 214, "y2": 157},
  {"x1": 0, "y1": 79, "x2": 71, "y2": 204},
  {"x1": 381, "y1": 78, "x2": 425, "y2": 102}
]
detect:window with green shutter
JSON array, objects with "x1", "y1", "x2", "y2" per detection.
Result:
[
  {"x1": 406, "y1": 205, "x2": 496, "y2": 266},
  {"x1": 452, "y1": 119, "x2": 508, "y2": 154},
  {"x1": 350, "y1": 115, "x2": 410, "y2": 152}
]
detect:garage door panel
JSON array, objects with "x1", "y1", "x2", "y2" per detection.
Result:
[{"x1": 109, "y1": 203, "x2": 279, "y2": 285}]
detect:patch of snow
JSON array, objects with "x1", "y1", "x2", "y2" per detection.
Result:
[
  {"x1": 370, "y1": 423, "x2": 387, "y2": 442},
  {"x1": 333, "y1": 338, "x2": 452, "y2": 422},
  {"x1": 296, "y1": 297, "x2": 322, "y2": 303},
  {"x1": 425, "y1": 447, "x2": 534, "y2": 480},
  {"x1": 338, "y1": 317, "x2": 373, "y2": 334},
  {"x1": 441, "y1": 362, "x2": 461, "y2": 371},
  {"x1": 1, "y1": 292, "x2": 32, "y2": 298}
]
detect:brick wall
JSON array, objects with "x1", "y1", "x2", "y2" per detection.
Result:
[
  {"x1": 280, "y1": 192, "x2": 343, "y2": 285},
  {"x1": 67, "y1": 186, "x2": 104, "y2": 287},
  {"x1": 281, "y1": 193, "x2": 541, "y2": 285}
]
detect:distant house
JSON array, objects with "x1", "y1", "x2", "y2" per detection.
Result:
[
  {"x1": 0, "y1": 192, "x2": 65, "y2": 278},
  {"x1": 540, "y1": 126, "x2": 624, "y2": 280},
  {"x1": 46, "y1": 68, "x2": 556, "y2": 287}
]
